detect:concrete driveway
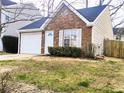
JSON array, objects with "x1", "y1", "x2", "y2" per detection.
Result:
[{"x1": 0, "y1": 54, "x2": 36, "y2": 61}]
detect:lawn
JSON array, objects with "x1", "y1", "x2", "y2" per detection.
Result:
[
  {"x1": 0, "y1": 52, "x2": 10, "y2": 55},
  {"x1": 0, "y1": 57, "x2": 124, "y2": 93}
]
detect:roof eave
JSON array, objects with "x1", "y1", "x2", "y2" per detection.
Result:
[
  {"x1": 19, "y1": 28, "x2": 41, "y2": 33},
  {"x1": 86, "y1": 22, "x2": 94, "y2": 27}
]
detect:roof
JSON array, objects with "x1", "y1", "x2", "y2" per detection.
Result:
[
  {"x1": 2, "y1": 0, "x2": 17, "y2": 6},
  {"x1": 77, "y1": 5, "x2": 107, "y2": 22},
  {"x1": 20, "y1": 2, "x2": 107, "y2": 30},
  {"x1": 20, "y1": 17, "x2": 48, "y2": 30},
  {"x1": 113, "y1": 28, "x2": 124, "y2": 35}
]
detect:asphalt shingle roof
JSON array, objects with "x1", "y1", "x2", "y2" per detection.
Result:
[
  {"x1": 77, "y1": 5, "x2": 107, "y2": 22},
  {"x1": 2, "y1": 0, "x2": 17, "y2": 6},
  {"x1": 20, "y1": 17, "x2": 48, "y2": 30},
  {"x1": 20, "y1": 5, "x2": 107, "y2": 30}
]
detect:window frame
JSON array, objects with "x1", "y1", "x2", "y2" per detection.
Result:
[{"x1": 59, "y1": 29, "x2": 82, "y2": 48}]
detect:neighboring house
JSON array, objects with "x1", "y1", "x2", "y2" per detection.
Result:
[
  {"x1": 18, "y1": 0, "x2": 113, "y2": 56},
  {"x1": 113, "y1": 28, "x2": 124, "y2": 41},
  {"x1": 0, "y1": 0, "x2": 17, "y2": 51},
  {"x1": 0, "y1": 0, "x2": 41, "y2": 51}
]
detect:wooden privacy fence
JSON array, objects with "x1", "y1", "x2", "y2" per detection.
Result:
[{"x1": 104, "y1": 40, "x2": 124, "y2": 58}]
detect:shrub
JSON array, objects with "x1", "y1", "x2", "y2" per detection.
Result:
[
  {"x1": 2, "y1": 36, "x2": 18, "y2": 53},
  {"x1": 82, "y1": 43, "x2": 96, "y2": 58},
  {"x1": 78, "y1": 81, "x2": 89, "y2": 87},
  {"x1": 48, "y1": 47, "x2": 82, "y2": 57}
]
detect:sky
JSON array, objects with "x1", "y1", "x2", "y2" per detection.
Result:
[{"x1": 12, "y1": 0, "x2": 124, "y2": 27}]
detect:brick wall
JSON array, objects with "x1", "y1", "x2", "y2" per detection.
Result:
[{"x1": 41, "y1": 6, "x2": 92, "y2": 54}]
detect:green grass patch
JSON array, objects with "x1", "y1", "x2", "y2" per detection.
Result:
[
  {"x1": 0, "y1": 60, "x2": 16, "y2": 65},
  {"x1": 0, "y1": 58, "x2": 123, "y2": 93},
  {"x1": 105, "y1": 90, "x2": 123, "y2": 93},
  {"x1": 0, "y1": 52, "x2": 11, "y2": 55}
]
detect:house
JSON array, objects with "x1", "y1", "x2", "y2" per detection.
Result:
[
  {"x1": 18, "y1": 0, "x2": 113, "y2": 56},
  {"x1": 113, "y1": 28, "x2": 124, "y2": 41},
  {"x1": 0, "y1": 0, "x2": 41, "y2": 51},
  {"x1": 2, "y1": 2, "x2": 41, "y2": 37},
  {"x1": 0, "y1": 0, "x2": 17, "y2": 51}
]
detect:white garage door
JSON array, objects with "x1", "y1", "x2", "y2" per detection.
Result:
[{"x1": 20, "y1": 32, "x2": 41, "y2": 54}]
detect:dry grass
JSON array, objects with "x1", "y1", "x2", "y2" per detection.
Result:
[{"x1": 0, "y1": 56, "x2": 123, "y2": 93}]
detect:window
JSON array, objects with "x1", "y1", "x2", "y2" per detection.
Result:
[
  {"x1": 59, "y1": 29, "x2": 81, "y2": 47},
  {"x1": 64, "y1": 30, "x2": 77, "y2": 47}
]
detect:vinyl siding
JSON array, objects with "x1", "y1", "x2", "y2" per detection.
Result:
[
  {"x1": 121, "y1": 36, "x2": 124, "y2": 41},
  {"x1": 92, "y1": 7, "x2": 113, "y2": 55}
]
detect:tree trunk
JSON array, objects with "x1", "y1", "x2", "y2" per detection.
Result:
[{"x1": 86, "y1": 0, "x2": 88, "y2": 8}]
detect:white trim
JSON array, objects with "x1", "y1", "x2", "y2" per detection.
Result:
[
  {"x1": 59, "y1": 28, "x2": 82, "y2": 47},
  {"x1": 18, "y1": 33, "x2": 21, "y2": 54},
  {"x1": 19, "y1": 29, "x2": 41, "y2": 33},
  {"x1": 19, "y1": 32, "x2": 42, "y2": 55},
  {"x1": 44, "y1": 31, "x2": 54, "y2": 54},
  {"x1": 18, "y1": 31, "x2": 42, "y2": 54},
  {"x1": 86, "y1": 22, "x2": 94, "y2": 26}
]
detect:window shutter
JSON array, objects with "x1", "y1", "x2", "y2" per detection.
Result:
[
  {"x1": 59, "y1": 30, "x2": 64, "y2": 47},
  {"x1": 76, "y1": 29, "x2": 82, "y2": 48}
]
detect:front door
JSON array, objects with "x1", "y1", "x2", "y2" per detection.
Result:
[{"x1": 45, "y1": 31, "x2": 54, "y2": 54}]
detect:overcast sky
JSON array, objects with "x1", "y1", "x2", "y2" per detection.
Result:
[{"x1": 12, "y1": 0, "x2": 124, "y2": 27}]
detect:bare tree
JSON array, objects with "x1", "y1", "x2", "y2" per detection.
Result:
[
  {"x1": 36, "y1": 0, "x2": 55, "y2": 17},
  {"x1": 47, "y1": 0, "x2": 55, "y2": 16},
  {"x1": 86, "y1": 0, "x2": 89, "y2": 8},
  {"x1": 0, "y1": 0, "x2": 2, "y2": 37}
]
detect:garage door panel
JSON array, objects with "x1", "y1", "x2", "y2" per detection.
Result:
[{"x1": 20, "y1": 32, "x2": 41, "y2": 54}]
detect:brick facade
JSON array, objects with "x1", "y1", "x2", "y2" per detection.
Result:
[{"x1": 41, "y1": 6, "x2": 92, "y2": 54}]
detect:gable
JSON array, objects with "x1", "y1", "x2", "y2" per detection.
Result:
[
  {"x1": 44, "y1": 5, "x2": 87, "y2": 30},
  {"x1": 41, "y1": 1, "x2": 107, "y2": 30}
]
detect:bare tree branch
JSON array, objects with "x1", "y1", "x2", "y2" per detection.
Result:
[{"x1": 114, "y1": 18, "x2": 124, "y2": 28}]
